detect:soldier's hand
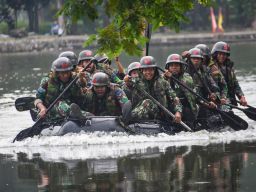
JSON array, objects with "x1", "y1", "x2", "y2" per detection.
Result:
[
  {"x1": 115, "y1": 57, "x2": 119, "y2": 62},
  {"x1": 220, "y1": 98, "x2": 227, "y2": 105},
  {"x1": 78, "y1": 72, "x2": 88, "y2": 87},
  {"x1": 240, "y1": 96, "x2": 247, "y2": 106},
  {"x1": 124, "y1": 75, "x2": 132, "y2": 85},
  {"x1": 39, "y1": 106, "x2": 47, "y2": 118},
  {"x1": 164, "y1": 70, "x2": 172, "y2": 78},
  {"x1": 208, "y1": 101, "x2": 217, "y2": 109},
  {"x1": 81, "y1": 87, "x2": 88, "y2": 94},
  {"x1": 77, "y1": 66, "x2": 84, "y2": 73},
  {"x1": 174, "y1": 112, "x2": 182, "y2": 123},
  {"x1": 209, "y1": 93, "x2": 217, "y2": 101},
  {"x1": 181, "y1": 51, "x2": 190, "y2": 58}
]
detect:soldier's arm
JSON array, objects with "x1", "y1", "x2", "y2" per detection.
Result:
[
  {"x1": 115, "y1": 57, "x2": 125, "y2": 76},
  {"x1": 165, "y1": 81, "x2": 182, "y2": 113},
  {"x1": 114, "y1": 87, "x2": 129, "y2": 108},
  {"x1": 232, "y1": 69, "x2": 244, "y2": 98}
]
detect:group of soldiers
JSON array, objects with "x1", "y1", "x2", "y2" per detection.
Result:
[{"x1": 33, "y1": 41, "x2": 248, "y2": 130}]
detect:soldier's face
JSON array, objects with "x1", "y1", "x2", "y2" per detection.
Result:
[
  {"x1": 85, "y1": 62, "x2": 95, "y2": 73},
  {"x1": 191, "y1": 57, "x2": 201, "y2": 68},
  {"x1": 217, "y1": 52, "x2": 227, "y2": 64},
  {"x1": 142, "y1": 67, "x2": 155, "y2": 80},
  {"x1": 130, "y1": 70, "x2": 139, "y2": 78},
  {"x1": 94, "y1": 85, "x2": 106, "y2": 97},
  {"x1": 58, "y1": 71, "x2": 71, "y2": 83},
  {"x1": 168, "y1": 63, "x2": 181, "y2": 75}
]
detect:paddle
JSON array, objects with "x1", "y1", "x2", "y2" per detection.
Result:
[
  {"x1": 224, "y1": 103, "x2": 256, "y2": 121},
  {"x1": 235, "y1": 100, "x2": 256, "y2": 120},
  {"x1": 13, "y1": 58, "x2": 97, "y2": 142},
  {"x1": 15, "y1": 96, "x2": 35, "y2": 111},
  {"x1": 131, "y1": 81, "x2": 192, "y2": 132},
  {"x1": 158, "y1": 68, "x2": 248, "y2": 130},
  {"x1": 144, "y1": 22, "x2": 152, "y2": 56}
]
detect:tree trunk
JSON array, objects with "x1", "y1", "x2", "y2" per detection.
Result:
[
  {"x1": 57, "y1": 0, "x2": 65, "y2": 35},
  {"x1": 27, "y1": 5, "x2": 34, "y2": 32},
  {"x1": 34, "y1": 2, "x2": 39, "y2": 33}
]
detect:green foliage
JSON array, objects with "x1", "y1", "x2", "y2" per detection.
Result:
[{"x1": 60, "y1": 0, "x2": 212, "y2": 57}]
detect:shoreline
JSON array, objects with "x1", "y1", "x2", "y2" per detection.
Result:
[{"x1": 1, "y1": 30, "x2": 256, "y2": 53}]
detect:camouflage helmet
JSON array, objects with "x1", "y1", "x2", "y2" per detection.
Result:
[
  {"x1": 165, "y1": 54, "x2": 186, "y2": 69},
  {"x1": 189, "y1": 48, "x2": 204, "y2": 59},
  {"x1": 94, "y1": 53, "x2": 111, "y2": 65},
  {"x1": 140, "y1": 56, "x2": 157, "y2": 69},
  {"x1": 211, "y1": 41, "x2": 230, "y2": 56},
  {"x1": 52, "y1": 57, "x2": 73, "y2": 72},
  {"x1": 92, "y1": 72, "x2": 110, "y2": 86},
  {"x1": 127, "y1": 62, "x2": 141, "y2": 75},
  {"x1": 78, "y1": 50, "x2": 94, "y2": 63},
  {"x1": 58, "y1": 51, "x2": 77, "y2": 66},
  {"x1": 195, "y1": 44, "x2": 211, "y2": 58}
]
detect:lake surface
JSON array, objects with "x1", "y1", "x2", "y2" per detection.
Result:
[{"x1": 0, "y1": 42, "x2": 256, "y2": 191}]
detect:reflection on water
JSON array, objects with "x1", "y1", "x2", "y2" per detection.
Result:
[{"x1": 1, "y1": 142, "x2": 256, "y2": 192}]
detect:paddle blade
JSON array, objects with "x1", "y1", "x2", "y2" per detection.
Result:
[
  {"x1": 243, "y1": 108, "x2": 256, "y2": 121},
  {"x1": 15, "y1": 97, "x2": 35, "y2": 111},
  {"x1": 221, "y1": 111, "x2": 248, "y2": 131},
  {"x1": 13, "y1": 127, "x2": 32, "y2": 142}
]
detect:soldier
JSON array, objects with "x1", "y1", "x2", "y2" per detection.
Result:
[
  {"x1": 127, "y1": 62, "x2": 141, "y2": 78},
  {"x1": 77, "y1": 50, "x2": 94, "y2": 71},
  {"x1": 37, "y1": 51, "x2": 78, "y2": 98},
  {"x1": 164, "y1": 54, "x2": 198, "y2": 129},
  {"x1": 195, "y1": 44, "x2": 211, "y2": 66},
  {"x1": 58, "y1": 51, "x2": 78, "y2": 68},
  {"x1": 81, "y1": 72, "x2": 129, "y2": 116},
  {"x1": 196, "y1": 44, "x2": 228, "y2": 105},
  {"x1": 124, "y1": 56, "x2": 182, "y2": 124},
  {"x1": 211, "y1": 41, "x2": 247, "y2": 106},
  {"x1": 186, "y1": 48, "x2": 223, "y2": 128},
  {"x1": 34, "y1": 57, "x2": 84, "y2": 120},
  {"x1": 123, "y1": 62, "x2": 141, "y2": 100}
]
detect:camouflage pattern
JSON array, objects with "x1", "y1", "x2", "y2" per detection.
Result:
[
  {"x1": 36, "y1": 75, "x2": 50, "y2": 102},
  {"x1": 187, "y1": 64, "x2": 220, "y2": 100},
  {"x1": 217, "y1": 59, "x2": 244, "y2": 105},
  {"x1": 208, "y1": 59, "x2": 228, "y2": 99},
  {"x1": 131, "y1": 99, "x2": 159, "y2": 119},
  {"x1": 81, "y1": 83, "x2": 129, "y2": 116},
  {"x1": 167, "y1": 73, "x2": 198, "y2": 116},
  {"x1": 35, "y1": 73, "x2": 84, "y2": 119},
  {"x1": 96, "y1": 62, "x2": 123, "y2": 85},
  {"x1": 81, "y1": 62, "x2": 123, "y2": 87},
  {"x1": 128, "y1": 74, "x2": 182, "y2": 120}
]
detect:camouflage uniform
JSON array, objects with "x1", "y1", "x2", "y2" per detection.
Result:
[
  {"x1": 128, "y1": 74, "x2": 182, "y2": 121},
  {"x1": 217, "y1": 59, "x2": 244, "y2": 106},
  {"x1": 96, "y1": 63, "x2": 123, "y2": 85},
  {"x1": 81, "y1": 83, "x2": 129, "y2": 116},
  {"x1": 187, "y1": 61, "x2": 222, "y2": 128},
  {"x1": 35, "y1": 73, "x2": 84, "y2": 119},
  {"x1": 166, "y1": 73, "x2": 198, "y2": 127},
  {"x1": 208, "y1": 59, "x2": 228, "y2": 100},
  {"x1": 187, "y1": 65, "x2": 220, "y2": 100},
  {"x1": 211, "y1": 41, "x2": 244, "y2": 106}
]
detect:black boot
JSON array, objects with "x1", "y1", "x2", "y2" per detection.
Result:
[{"x1": 69, "y1": 103, "x2": 86, "y2": 125}]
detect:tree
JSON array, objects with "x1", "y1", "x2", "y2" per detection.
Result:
[
  {"x1": 22, "y1": 0, "x2": 50, "y2": 33},
  {"x1": 60, "y1": 0, "x2": 212, "y2": 57},
  {"x1": 0, "y1": 0, "x2": 23, "y2": 32}
]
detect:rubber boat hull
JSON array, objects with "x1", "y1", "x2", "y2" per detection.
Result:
[{"x1": 41, "y1": 117, "x2": 181, "y2": 136}]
